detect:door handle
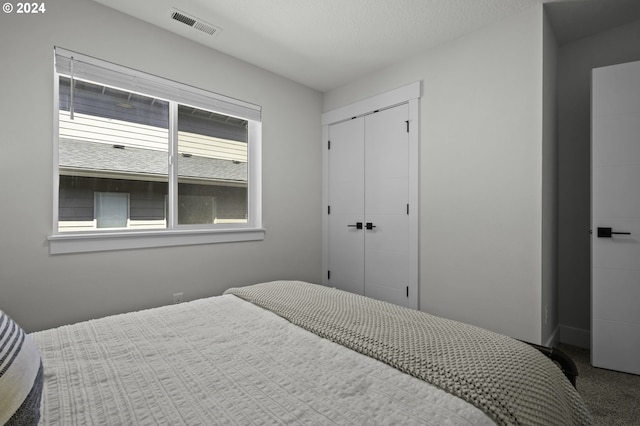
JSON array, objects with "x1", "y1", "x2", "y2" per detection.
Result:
[
  {"x1": 347, "y1": 222, "x2": 363, "y2": 229},
  {"x1": 365, "y1": 222, "x2": 376, "y2": 230},
  {"x1": 597, "y1": 227, "x2": 631, "y2": 238}
]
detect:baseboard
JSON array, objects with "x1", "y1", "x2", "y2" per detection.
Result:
[{"x1": 559, "y1": 324, "x2": 590, "y2": 349}]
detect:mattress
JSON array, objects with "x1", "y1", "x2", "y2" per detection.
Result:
[
  {"x1": 226, "y1": 281, "x2": 592, "y2": 426},
  {"x1": 32, "y1": 290, "x2": 496, "y2": 425}
]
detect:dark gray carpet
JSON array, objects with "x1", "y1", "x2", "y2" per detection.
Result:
[{"x1": 559, "y1": 344, "x2": 640, "y2": 426}]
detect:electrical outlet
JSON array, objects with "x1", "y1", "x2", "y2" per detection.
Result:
[{"x1": 173, "y1": 292, "x2": 184, "y2": 304}]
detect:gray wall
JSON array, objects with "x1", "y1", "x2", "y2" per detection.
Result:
[
  {"x1": 0, "y1": 0, "x2": 323, "y2": 332},
  {"x1": 558, "y1": 18, "x2": 640, "y2": 347},
  {"x1": 542, "y1": 9, "x2": 559, "y2": 347},
  {"x1": 325, "y1": 6, "x2": 548, "y2": 344}
]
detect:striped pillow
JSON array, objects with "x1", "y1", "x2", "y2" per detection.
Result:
[{"x1": 0, "y1": 311, "x2": 43, "y2": 426}]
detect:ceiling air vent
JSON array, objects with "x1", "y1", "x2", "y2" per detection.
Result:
[{"x1": 170, "y1": 9, "x2": 221, "y2": 37}]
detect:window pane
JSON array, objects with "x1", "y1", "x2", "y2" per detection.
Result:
[
  {"x1": 95, "y1": 192, "x2": 128, "y2": 228},
  {"x1": 177, "y1": 105, "x2": 248, "y2": 225},
  {"x1": 58, "y1": 77, "x2": 169, "y2": 232},
  {"x1": 178, "y1": 194, "x2": 215, "y2": 225}
]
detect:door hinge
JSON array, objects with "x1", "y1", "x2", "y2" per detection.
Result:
[
  {"x1": 406, "y1": 286, "x2": 409, "y2": 297},
  {"x1": 328, "y1": 140, "x2": 331, "y2": 150},
  {"x1": 405, "y1": 120, "x2": 410, "y2": 133},
  {"x1": 407, "y1": 204, "x2": 409, "y2": 215},
  {"x1": 328, "y1": 270, "x2": 331, "y2": 280},
  {"x1": 327, "y1": 205, "x2": 331, "y2": 214}
]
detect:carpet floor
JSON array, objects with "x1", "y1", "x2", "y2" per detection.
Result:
[{"x1": 559, "y1": 344, "x2": 640, "y2": 426}]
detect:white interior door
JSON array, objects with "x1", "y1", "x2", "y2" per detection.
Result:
[
  {"x1": 592, "y1": 60, "x2": 640, "y2": 375},
  {"x1": 327, "y1": 117, "x2": 365, "y2": 296},
  {"x1": 327, "y1": 104, "x2": 415, "y2": 308},
  {"x1": 364, "y1": 105, "x2": 411, "y2": 307}
]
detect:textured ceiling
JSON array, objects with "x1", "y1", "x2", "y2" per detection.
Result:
[{"x1": 90, "y1": 0, "x2": 640, "y2": 92}]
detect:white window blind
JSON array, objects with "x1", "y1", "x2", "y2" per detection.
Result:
[{"x1": 54, "y1": 47, "x2": 261, "y2": 122}]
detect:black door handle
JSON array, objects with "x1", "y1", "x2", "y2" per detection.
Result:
[
  {"x1": 597, "y1": 227, "x2": 631, "y2": 238},
  {"x1": 347, "y1": 222, "x2": 363, "y2": 229},
  {"x1": 365, "y1": 222, "x2": 376, "y2": 230}
]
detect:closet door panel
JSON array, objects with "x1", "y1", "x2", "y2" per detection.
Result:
[
  {"x1": 364, "y1": 215, "x2": 409, "y2": 253},
  {"x1": 365, "y1": 106, "x2": 409, "y2": 216},
  {"x1": 327, "y1": 117, "x2": 365, "y2": 295},
  {"x1": 364, "y1": 105, "x2": 411, "y2": 306},
  {"x1": 365, "y1": 176, "x2": 408, "y2": 215}
]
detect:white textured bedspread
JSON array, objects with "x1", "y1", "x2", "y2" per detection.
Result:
[{"x1": 32, "y1": 294, "x2": 495, "y2": 425}]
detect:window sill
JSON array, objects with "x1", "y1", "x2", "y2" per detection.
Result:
[{"x1": 48, "y1": 228, "x2": 265, "y2": 255}]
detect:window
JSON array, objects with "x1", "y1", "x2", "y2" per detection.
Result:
[{"x1": 50, "y1": 48, "x2": 263, "y2": 254}]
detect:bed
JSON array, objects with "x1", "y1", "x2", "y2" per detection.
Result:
[{"x1": 11, "y1": 280, "x2": 592, "y2": 425}]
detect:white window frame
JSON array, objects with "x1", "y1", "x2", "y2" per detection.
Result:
[{"x1": 49, "y1": 47, "x2": 264, "y2": 254}]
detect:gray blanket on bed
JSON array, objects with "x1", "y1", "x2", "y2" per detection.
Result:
[{"x1": 225, "y1": 281, "x2": 592, "y2": 426}]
